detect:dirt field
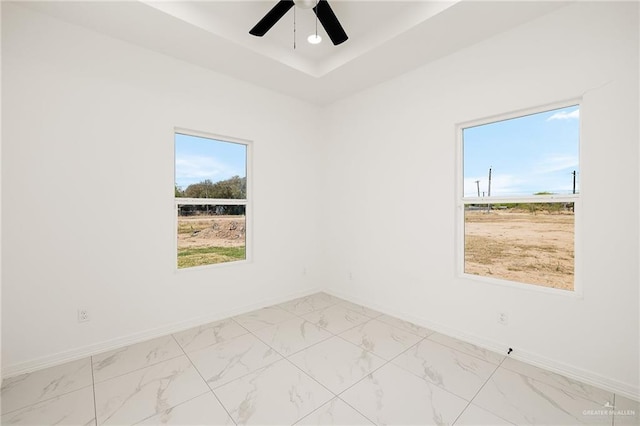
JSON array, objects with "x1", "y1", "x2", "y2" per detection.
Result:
[
  {"x1": 178, "y1": 216, "x2": 246, "y2": 248},
  {"x1": 177, "y1": 215, "x2": 246, "y2": 268},
  {"x1": 464, "y1": 210, "x2": 574, "y2": 290}
]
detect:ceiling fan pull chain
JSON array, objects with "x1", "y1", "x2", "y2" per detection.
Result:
[
  {"x1": 249, "y1": 0, "x2": 347, "y2": 46},
  {"x1": 315, "y1": 0, "x2": 318, "y2": 37}
]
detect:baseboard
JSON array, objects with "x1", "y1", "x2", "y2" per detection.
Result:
[
  {"x1": 323, "y1": 288, "x2": 640, "y2": 402},
  {"x1": 507, "y1": 348, "x2": 640, "y2": 402},
  {"x1": 1, "y1": 287, "x2": 321, "y2": 379},
  {"x1": 6, "y1": 286, "x2": 638, "y2": 402}
]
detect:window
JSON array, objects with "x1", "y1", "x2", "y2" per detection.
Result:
[
  {"x1": 174, "y1": 130, "x2": 250, "y2": 269},
  {"x1": 459, "y1": 103, "x2": 580, "y2": 291}
]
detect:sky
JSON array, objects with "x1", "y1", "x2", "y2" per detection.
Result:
[
  {"x1": 463, "y1": 105, "x2": 580, "y2": 198},
  {"x1": 175, "y1": 106, "x2": 578, "y2": 195},
  {"x1": 175, "y1": 133, "x2": 246, "y2": 190}
]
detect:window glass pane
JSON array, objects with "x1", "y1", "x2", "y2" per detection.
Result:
[
  {"x1": 177, "y1": 204, "x2": 246, "y2": 269},
  {"x1": 464, "y1": 203, "x2": 574, "y2": 290},
  {"x1": 175, "y1": 133, "x2": 246, "y2": 199},
  {"x1": 463, "y1": 105, "x2": 579, "y2": 198},
  {"x1": 175, "y1": 131, "x2": 248, "y2": 269}
]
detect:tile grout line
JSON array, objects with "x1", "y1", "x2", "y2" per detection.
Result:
[
  {"x1": 498, "y1": 358, "x2": 617, "y2": 407},
  {"x1": 318, "y1": 348, "x2": 391, "y2": 425},
  {"x1": 388, "y1": 335, "x2": 508, "y2": 401},
  {"x1": 206, "y1": 296, "x2": 346, "y2": 424},
  {"x1": 331, "y1": 349, "x2": 396, "y2": 423},
  {"x1": 243, "y1": 296, "x2": 362, "y2": 423},
  {"x1": 5, "y1": 297, "x2": 494, "y2": 425},
  {"x1": 424, "y1": 333, "x2": 507, "y2": 367},
  {"x1": 344, "y1": 337, "x2": 435, "y2": 422},
  {"x1": 450, "y1": 352, "x2": 513, "y2": 425},
  {"x1": 170, "y1": 333, "x2": 238, "y2": 426},
  {"x1": 90, "y1": 356, "x2": 98, "y2": 426},
  {"x1": 230, "y1": 296, "x2": 379, "y2": 425},
  {"x1": 292, "y1": 393, "x2": 378, "y2": 426},
  {"x1": 347, "y1": 335, "x2": 511, "y2": 426},
  {"x1": 183, "y1": 317, "x2": 252, "y2": 354},
  {"x1": 386, "y1": 335, "x2": 509, "y2": 410},
  {"x1": 1, "y1": 296, "x2": 488, "y2": 425},
  {"x1": 14, "y1": 294, "x2": 577, "y2": 426},
  {"x1": 353, "y1": 316, "x2": 431, "y2": 341},
  {"x1": 334, "y1": 396, "x2": 379, "y2": 426},
  {"x1": 390, "y1": 337, "x2": 504, "y2": 410},
  {"x1": 323, "y1": 336, "x2": 433, "y2": 424},
  {"x1": 455, "y1": 355, "x2": 621, "y2": 425},
  {"x1": 498, "y1": 359, "x2": 618, "y2": 410},
  {"x1": 0, "y1": 297, "x2": 408, "y2": 421},
  {"x1": 251, "y1": 317, "x2": 332, "y2": 359},
  {"x1": 209, "y1": 310, "x2": 374, "y2": 393},
  {"x1": 235, "y1": 295, "x2": 372, "y2": 338},
  {"x1": 91, "y1": 352, "x2": 186, "y2": 386},
  {"x1": 280, "y1": 357, "x2": 338, "y2": 407},
  {"x1": 0, "y1": 360, "x2": 96, "y2": 417},
  {"x1": 94, "y1": 334, "x2": 218, "y2": 424},
  {"x1": 276, "y1": 294, "x2": 345, "y2": 318},
  {"x1": 191, "y1": 319, "x2": 287, "y2": 392},
  {"x1": 375, "y1": 316, "x2": 434, "y2": 340},
  {"x1": 289, "y1": 306, "x2": 374, "y2": 351},
  {"x1": 612, "y1": 393, "x2": 616, "y2": 426},
  {"x1": 239, "y1": 313, "x2": 339, "y2": 360},
  {"x1": 283, "y1": 332, "x2": 338, "y2": 359},
  {"x1": 131, "y1": 391, "x2": 212, "y2": 426}
]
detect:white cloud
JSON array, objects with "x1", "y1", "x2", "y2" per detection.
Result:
[
  {"x1": 464, "y1": 174, "x2": 524, "y2": 197},
  {"x1": 175, "y1": 155, "x2": 241, "y2": 187},
  {"x1": 547, "y1": 109, "x2": 579, "y2": 121},
  {"x1": 465, "y1": 170, "x2": 577, "y2": 197},
  {"x1": 533, "y1": 155, "x2": 578, "y2": 174}
]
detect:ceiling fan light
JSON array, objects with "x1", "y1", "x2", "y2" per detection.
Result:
[
  {"x1": 307, "y1": 34, "x2": 322, "y2": 44},
  {"x1": 295, "y1": 0, "x2": 316, "y2": 9}
]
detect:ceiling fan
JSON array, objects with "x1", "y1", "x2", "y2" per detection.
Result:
[{"x1": 250, "y1": 0, "x2": 348, "y2": 46}]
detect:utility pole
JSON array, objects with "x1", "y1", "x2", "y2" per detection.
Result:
[
  {"x1": 487, "y1": 167, "x2": 492, "y2": 213},
  {"x1": 572, "y1": 170, "x2": 576, "y2": 194},
  {"x1": 487, "y1": 167, "x2": 492, "y2": 197},
  {"x1": 475, "y1": 180, "x2": 480, "y2": 197}
]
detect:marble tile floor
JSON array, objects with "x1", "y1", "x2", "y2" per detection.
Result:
[{"x1": 1, "y1": 292, "x2": 638, "y2": 425}]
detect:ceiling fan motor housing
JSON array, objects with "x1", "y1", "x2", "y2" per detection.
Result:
[
  {"x1": 250, "y1": 0, "x2": 348, "y2": 46},
  {"x1": 294, "y1": 0, "x2": 316, "y2": 9}
]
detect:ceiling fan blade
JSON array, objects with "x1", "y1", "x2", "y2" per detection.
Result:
[
  {"x1": 250, "y1": 0, "x2": 295, "y2": 37},
  {"x1": 313, "y1": 0, "x2": 348, "y2": 45}
]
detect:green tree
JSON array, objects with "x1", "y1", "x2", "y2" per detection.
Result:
[
  {"x1": 184, "y1": 179, "x2": 215, "y2": 198},
  {"x1": 183, "y1": 176, "x2": 246, "y2": 199}
]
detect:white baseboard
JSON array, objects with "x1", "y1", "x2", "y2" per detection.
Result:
[
  {"x1": 323, "y1": 288, "x2": 640, "y2": 402},
  {"x1": 1, "y1": 287, "x2": 321, "y2": 379}
]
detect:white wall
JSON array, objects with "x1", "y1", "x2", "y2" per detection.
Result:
[
  {"x1": 1, "y1": 3, "x2": 324, "y2": 374},
  {"x1": 322, "y1": 1, "x2": 639, "y2": 398}
]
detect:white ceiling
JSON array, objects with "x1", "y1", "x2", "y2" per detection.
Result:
[{"x1": 17, "y1": 0, "x2": 571, "y2": 105}]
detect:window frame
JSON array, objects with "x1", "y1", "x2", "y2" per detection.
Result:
[
  {"x1": 174, "y1": 127, "x2": 252, "y2": 271},
  {"x1": 455, "y1": 100, "x2": 583, "y2": 297}
]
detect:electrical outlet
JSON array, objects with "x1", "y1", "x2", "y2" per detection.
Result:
[
  {"x1": 78, "y1": 309, "x2": 90, "y2": 323},
  {"x1": 348, "y1": 272, "x2": 354, "y2": 280},
  {"x1": 497, "y1": 312, "x2": 508, "y2": 325}
]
